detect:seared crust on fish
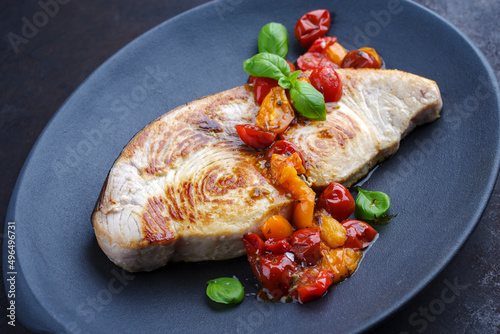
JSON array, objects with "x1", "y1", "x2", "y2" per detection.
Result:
[{"x1": 92, "y1": 69, "x2": 442, "y2": 272}]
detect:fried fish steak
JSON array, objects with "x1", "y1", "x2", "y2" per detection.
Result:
[
  {"x1": 92, "y1": 68, "x2": 442, "y2": 272},
  {"x1": 283, "y1": 69, "x2": 443, "y2": 189}
]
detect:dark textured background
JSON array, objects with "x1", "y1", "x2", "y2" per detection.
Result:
[{"x1": 1, "y1": 0, "x2": 499, "y2": 333}]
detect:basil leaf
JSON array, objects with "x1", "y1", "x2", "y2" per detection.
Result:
[
  {"x1": 243, "y1": 52, "x2": 291, "y2": 81},
  {"x1": 278, "y1": 76, "x2": 292, "y2": 89},
  {"x1": 206, "y1": 277, "x2": 244, "y2": 304},
  {"x1": 288, "y1": 70, "x2": 302, "y2": 86},
  {"x1": 258, "y1": 22, "x2": 288, "y2": 59},
  {"x1": 289, "y1": 81, "x2": 326, "y2": 120},
  {"x1": 354, "y1": 188, "x2": 391, "y2": 221}
]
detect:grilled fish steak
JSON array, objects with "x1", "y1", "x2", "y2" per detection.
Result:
[{"x1": 92, "y1": 68, "x2": 442, "y2": 272}]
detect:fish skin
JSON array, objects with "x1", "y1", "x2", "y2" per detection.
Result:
[{"x1": 92, "y1": 69, "x2": 442, "y2": 272}]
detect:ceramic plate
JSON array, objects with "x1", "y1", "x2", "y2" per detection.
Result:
[{"x1": 4, "y1": 0, "x2": 500, "y2": 333}]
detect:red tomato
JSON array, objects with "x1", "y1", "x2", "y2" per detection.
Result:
[
  {"x1": 295, "y1": 268, "x2": 334, "y2": 303},
  {"x1": 316, "y1": 182, "x2": 355, "y2": 221},
  {"x1": 264, "y1": 140, "x2": 305, "y2": 166},
  {"x1": 254, "y1": 77, "x2": 279, "y2": 105},
  {"x1": 294, "y1": 9, "x2": 331, "y2": 48},
  {"x1": 290, "y1": 228, "x2": 322, "y2": 267},
  {"x1": 251, "y1": 61, "x2": 296, "y2": 105},
  {"x1": 296, "y1": 37, "x2": 340, "y2": 71},
  {"x1": 265, "y1": 237, "x2": 292, "y2": 254},
  {"x1": 309, "y1": 67, "x2": 343, "y2": 102},
  {"x1": 235, "y1": 124, "x2": 276, "y2": 149},
  {"x1": 260, "y1": 254, "x2": 299, "y2": 299},
  {"x1": 341, "y1": 220, "x2": 378, "y2": 249},
  {"x1": 341, "y1": 50, "x2": 381, "y2": 69},
  {"x1": 287, "y1": 60, "x2": 297, "y2": 72},
  {"x1": 247, "y1": 75, "x2": 257, "y2": 84},
  {"x1": 243, "y1": 233, "x2": 267, "y2": 283}
]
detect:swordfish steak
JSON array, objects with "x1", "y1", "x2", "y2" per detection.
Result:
[{"x1": 92, "y1": 68, "x2": 442, "y2": 272}]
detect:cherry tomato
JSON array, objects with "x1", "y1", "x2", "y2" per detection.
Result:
[
  {"x1": 294, "y1": 268, "x2": 334, "y2": 303},
  {"x1": 294, "y1": 9, "x2": 331, "y2": 48},
  {"x1": 254, "y1": 77, "x2": 279, "y2": 105},
  {"x1": 341, "y1": 49, "x2": 381, "y2": 69},
  {"x1": 287, "y1": 60, "x2": 297, "y2": 72},
  {"x1": 256, "y1": 86, "x2": 295, "y2": 134},
  {"x1": 265, "y1": 237, "x2": 292, "y2": 254},
  {"x1": 235, "y1": 124, "x2": 276, "y2": 149},
  {"x1": 325, "y1": 41, "x2": 347, "y2": 67},
  {"x1": 309, "y1": 67, "x2": 343, "y2": 102},
  {"x1": 297, "y1": 37, "x2": 340, "y2": 71},
  {"x1": 359, "y1": 47, "x2": 382, "y2": 68},
  {"x1": 264, "y1": 140, "x2": 305, "y2": 166},
  {"x1": 251, "y1": 61, "x2": 296, "y2": 105},
  {"x1": 243, "y1": 233, "x2": 267, "y2": 283},
  {"x1": 290, "y1": 228, "x2": 322, "y2": 267},
  {"x1": 261, "y1": 215, "x2": 294, "y2": 240},
  {"x1": 341, "y1": 220, "x2": 378, "y2": 249},
  {"x1": 316, "y1": 182, "x2": 355, "y2": 222},
  {"x1": 247, "y1": 75, "x2": 257, "y2": 84},
  {"x1": 260, "y1": 254, "x2": 299, "y2": 299}
]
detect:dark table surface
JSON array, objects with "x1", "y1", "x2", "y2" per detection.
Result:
[{"x1": 1, "y1": 1, "x2": 499, "y2": 333}]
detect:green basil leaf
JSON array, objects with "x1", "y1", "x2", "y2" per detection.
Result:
[
  {"x1": 258, "y1": 22, "x2": 289, "y2": 59},
  {"x1": 243, "y1": 52, "x2": 291, "y2": 81},
  {"x1": 288, "y1": 70, "x2": 302, "y2": 86},
  {"x1": 354, "y1": 187, "x2": 391, "y2": 221},
  {"x1": 289, "y1": 81, "x2": 326, "y2": 120},
  {"x1": 206, "y1": 277, "x2": 244, "y2": 304},
  {"x1": 278, "y1": 76, "x2": 292, "y2": 89}
]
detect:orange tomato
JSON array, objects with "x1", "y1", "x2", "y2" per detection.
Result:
[
  {"x1": 320, "y1": 247, "x2": 363, "y2": 284},
  {"x1": 270, "y1": 153, "x2": 315, "y2": 229},
  {"x1": 256, "y1": 86, "x2": 295, "y2": 134},
  {"x1": 359, "y1": 47, "x2": 382, "y2": 67},
  {"x1": 261, "y1": 215, "x2": 294, "y2": 240},
  {"x1": 325, "y1": 41, "x2": 347, "y2": 66}
]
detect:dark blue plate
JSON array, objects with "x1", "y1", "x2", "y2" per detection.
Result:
[{"x1": 4, "y1": 0, "x2": 500, "y2": 333}]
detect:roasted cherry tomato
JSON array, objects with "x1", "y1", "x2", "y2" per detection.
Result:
[
  {"x1": 251, "y1": 61, "x2": 296, "y2": 105},
  {"x1": 254, "y1": 77, "x2": 279, "y2": 105},
  {"x1": 359, "y1": 47, "x2": 382, "y2": 68},
  {"x1": 294, "y1": 268, "x2": 334, "y2": 303},
  {"x1": 341, "y1": 220, "x2": 378, "y2": 249},
  {"x1": 286, "y1": 60, "x2": 297, "y2": 72},
  {"x1": 265, "y1": 237, "x2": 292, "y2": 254},
  {"x1": 243, "y1": 233, "x2": 267, "y2": 283},
  {"x1": 256, "y1": 86, "x2": 295, "y2": 134},
  {"x1": 260, "y1": 254, "x2": 299, "y2": 299},
  {"x1": 235, "y1": 124, "x2": 276, "y2": 149},
  {"x1": 290, "y1": 228, "x2": 322, "y2": 267},
  {"x1": 297, "y1": 37, "x2": 340, "y2": 71},
  {"x1": 309, "y1": 67, "x2": 343, "y2": 102},
  {"x1": 325, "y1": 41, "x2": 347, "y2": 67},
  {"x1": 294, "y1": 9, "x2": 331, "y2": 48},
  {"x1": 261, "y1": 215, "x2": 294, "y2": 240},
  {"x1": 264, "y1": 140, "x2": 305, "y2": 166},
  {"x1": 316, "y1": 182, "x2": 355, "y2": 222},
  {"x1": 341, "y1": 49, "x2": 381, "y2": 69},
  {"x1": 247, "y1": 75, "x2": 258, "y2": 84}
]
